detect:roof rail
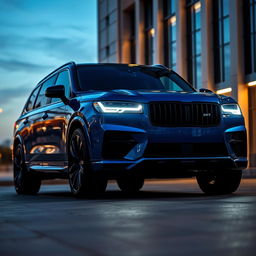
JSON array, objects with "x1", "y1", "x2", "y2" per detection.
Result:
[
  {"x1": 37, "y1": 61, "x2": 76, "y2": 85},
  {"x1": 152, "y1": 64, "x2": 168, "y2": 69}
]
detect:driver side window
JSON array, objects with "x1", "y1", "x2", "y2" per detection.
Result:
[{"x1": 56, "y1": 70, "x2": 71, "y2": 97}]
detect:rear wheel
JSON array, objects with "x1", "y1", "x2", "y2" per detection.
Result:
[
  {"x1": 68, "y1": 128, "x2": 107, "y2": 197},
  {"x1": 13, "y1": 144, "x2": 41, "y2": 195},
  {"x1": 196, "y1": 170, "x2": 242, "y2": 195},
  {"x1": 117, "y1": 175, "x2": 144, "y2": 193}
]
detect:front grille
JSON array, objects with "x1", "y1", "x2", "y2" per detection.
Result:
[
  {"x1": 144, "y1": 143, "x2": 228, "y2": 158},
  {"x1": 149, "y1": 102, "x2": 221, "y2": 127}
]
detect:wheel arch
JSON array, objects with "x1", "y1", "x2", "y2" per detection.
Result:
[
  {"x1": 13, "y1": 135, "x2": 25, "y2": 158},
  {"x1": 66, "y1": 115, "x2": 92, "y2": 159}
]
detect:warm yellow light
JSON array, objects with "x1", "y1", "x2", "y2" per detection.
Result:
[
  {"x1": 0, "y1": 108, "x2": 3, "y2": 113},
  {"x1": 194, "y1": 2, "x2": 201, "y2": 12},
  {"x1": 248, "y1": 81, "x2": 256, "y2": 87},
  {"x1": 149, "y1": 28, "x2": 155, "y2": 37},
  {"x1": 170, "y1": 16, "x2": 176, "y2": 26},
  {"x1": 216, "y1": 87, "x2": 232, "y2": 94}
]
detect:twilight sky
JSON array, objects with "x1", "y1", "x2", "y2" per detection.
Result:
[{"x1": 0, "y1": 0, "x2": 97, "y2": 143}]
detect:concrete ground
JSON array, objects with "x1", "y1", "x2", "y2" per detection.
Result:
[{"x1": 0, "y1": 178, "x2": 256, "y2": 256}]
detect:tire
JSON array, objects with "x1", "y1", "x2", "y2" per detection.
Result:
[
  {"x1": 13, "y1": 144, "x2": 41, "y2": 195},
  {"x1": 68, "y1": 128, "x2": 107, "y2": 197},
  {"x1": 196, "y1": 170, "x2": 242, "y2": 195},
  {"x1": 117, "y1": 175, "x2": 144, "y2": 193}
]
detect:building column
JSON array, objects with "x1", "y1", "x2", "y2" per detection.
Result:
[
  {"x1": 120, "y1": 9, "x2": 131, "y2": 63},
  {"x1": 135, "y1": 0, "x2": 145, "y2": 64},
  {"x1": 201, "y1": 0, "x2": 214, "y2": 91},
  {"x1": 229, "y1": 0, "x2": 249, "y2": 156},
  {"x1": 176, "y1": 0, "x2": 187, "y2": 78},
  {"x1": 153, "y1": 0, "x2": 164, "y2": 64}
]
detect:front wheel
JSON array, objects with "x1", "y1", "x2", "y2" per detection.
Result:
[
  {"x1": 196, "y1": 170, "x2": 242, "y2": 195},
  {"x1": 68, "y1": 128, "x2": 107, "y2": 197},
  {"x1": 13, "y1": 144, "x2": 41, "y2": 195}
]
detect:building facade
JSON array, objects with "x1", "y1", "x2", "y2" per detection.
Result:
[{"x1": 98, "y1": 0, "x2": 256, "y2": 167}]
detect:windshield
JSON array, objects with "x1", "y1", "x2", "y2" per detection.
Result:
[{"x1": 77, "y1": 65, "x2": 194, "y2": 92}]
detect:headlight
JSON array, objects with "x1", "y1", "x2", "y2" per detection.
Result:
[
  {"x1": 221, "y1": 104, "x2": 241, "y2": 115},
  {"x1": 93, "y1": 101, "x2": 143, "y2": 113}
]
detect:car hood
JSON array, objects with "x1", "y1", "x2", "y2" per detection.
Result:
[{"x1": 77, "y1": 89, "x2": 236, "y2": 104}]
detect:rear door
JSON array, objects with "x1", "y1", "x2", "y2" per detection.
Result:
[{"x1": 20, "y1": 85, "x2": 41, "y2": 164}]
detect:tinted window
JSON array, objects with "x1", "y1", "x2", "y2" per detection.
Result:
[
  {"x1": 55, "y1": 70, "x2": 71, "y2": 98},
  {"x1": 77, "y1": 65, "x2": 194, "y2": 92},
  {"x1": 26, "y1": 86, "x2": 40, "y2": 112},
  {"x1": 34, "y1": 75, "x2": 57, "y2": 109}
]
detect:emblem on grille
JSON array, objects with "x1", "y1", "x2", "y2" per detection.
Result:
[{"x1": 203, "y1": 113, "x2": 211, "y2": 117}]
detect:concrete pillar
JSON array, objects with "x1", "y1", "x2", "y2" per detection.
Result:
[
  {"x1": 120, "y1": 10, "x2": 132, "y2": 63},
  {"x1": 153, "y1": 0, "x2": 164, "y2": 64},
  {"x1": 201, "y1": 0, "x2": 214, "y2": 91},
  {"x1": 176, "y1": 0, "x2": 187, "y2": 79},
  {"x1": 135, "y1": 0, "x2": 145, "y2": 64},
  {"x1": 229, "y1": 0, "x2": 249, "y2": 156}
]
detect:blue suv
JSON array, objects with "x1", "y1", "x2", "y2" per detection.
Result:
[{"x1": 13, "y1": 62, "x2": 247, "y2": 196}]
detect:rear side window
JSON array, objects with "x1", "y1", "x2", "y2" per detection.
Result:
[
  {"x1": 25, "y1": 86, "x2": 40, "y2": 112},
  {"x1": 34, "y1": 75, "x2": 57, "y2": 109}
]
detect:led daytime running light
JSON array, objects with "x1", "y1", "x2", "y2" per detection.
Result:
[
  {"x1": 94, "y1": 102, "x2": 143, "y2": 113},
  {"x1": 221, "y1": 104, "x2": 241, "y2": 115}
]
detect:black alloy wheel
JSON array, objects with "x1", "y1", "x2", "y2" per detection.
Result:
[
  {"x1": 13, "y1": 144, "x2": 41, "y2": 195},
  {"x1": 196, "y1": 170, "x2": 242, "y2": 195},
  {"x1": 68, "y1": 128, "x2": 107, "y2": 196}
]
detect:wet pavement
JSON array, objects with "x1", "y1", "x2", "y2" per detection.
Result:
[{"x1": 1, "y1": 178, "x2": 256, "y2": 256}]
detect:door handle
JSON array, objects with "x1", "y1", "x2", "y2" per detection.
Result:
[{"x1": 42, "y1": 112, "x2": 48, "y2": 120}]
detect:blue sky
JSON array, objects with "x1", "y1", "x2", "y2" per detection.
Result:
[{"x1": 0, "y1": 0, "x2": 97, "y2": 143}]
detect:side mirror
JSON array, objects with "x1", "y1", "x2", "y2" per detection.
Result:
[
  {"x1": 45, "y1": 85, "x2": 69, "y2": 104},
  {"x1": 199, "y1": 88, "x2": 214, "y2": 93},
  {"x1": 45, "y1": 85, "x2": 65, "y2": 98}
]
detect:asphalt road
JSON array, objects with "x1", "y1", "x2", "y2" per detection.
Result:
[{"x1": 1, "y1": 178, "x2": 256, "y2": 256}]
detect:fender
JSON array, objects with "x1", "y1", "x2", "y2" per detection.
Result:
[
  {"x1": 66, "y1": 114, "x2": 92, "y2": 160},
  {"x1": 13, "y1": 134, "x2": 27, "y2": 162}
]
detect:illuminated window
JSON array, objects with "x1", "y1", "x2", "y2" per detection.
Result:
[
  {"x1": 145, "y1": 0, "x2": 154, "y2": 65},
  {"x1": 163, "y1": 0, "x2": 176, "y2": 70},
  {"x1": 187, "y1": 0, "x2": 202, "y2": 88},
  {"x1": 213, "y1": 0, "x2": 230, "y2": 83},
  {"x1": 244, "y1": 0, "x2": 256, "y2": 75}
]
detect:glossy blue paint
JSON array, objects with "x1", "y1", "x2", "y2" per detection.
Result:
[{"x1": 13, "y1": 62, "x2": 248, "y2": 180}]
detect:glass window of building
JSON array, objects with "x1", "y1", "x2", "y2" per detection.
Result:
[
  {"x1": 244, "y1": 0, "x2": 256, "y2": 75},
  {"x1": 213, "y1": 0, "x2": 230, "y2": 83},
  {"x1": 187, "y1": 0, "x2": 202, "y2": 88},
  {"x1": 144, "y1": 0, "x2": 154, "y2": 65},
  {"x1": 163, "y1": 0, "x2": 177, "y2": 70}
]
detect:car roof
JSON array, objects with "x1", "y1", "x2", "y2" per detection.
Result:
[
  {"x1": 37, "y1": 62, "x2": 170, "y2": 86},
  {"x1": 76, "y1": 63, "x2": 169, "y2": 69}
]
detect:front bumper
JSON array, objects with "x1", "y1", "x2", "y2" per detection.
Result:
[
  {"x1": 86, "y1": 108, "x2": 248, "y2": 177},
  {"x1": 91, "y1": 156, "x2": 247, "y2": 178}
]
